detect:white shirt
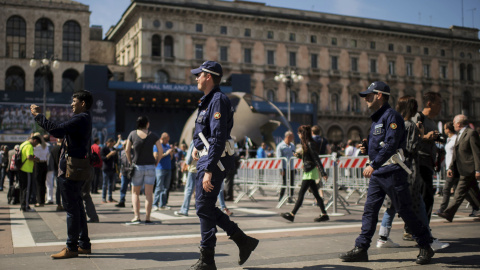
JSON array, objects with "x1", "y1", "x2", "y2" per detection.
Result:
[
  {"x1": 457, "y1": 126, "x2": 467, "y2": 139},
  {"x1": 445, "y1": 134, "x2": 457, "y2": 169},
  {"x1": 34, "y1": 144, "x2": 50, "y2": 162},
  {"x1": 345, "y1": 145, "x2": 356, "y2": 156}
]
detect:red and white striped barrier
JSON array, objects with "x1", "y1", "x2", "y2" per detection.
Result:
[
  {"x1": 239, "y1": 159, "x2": 283, "y2": 170},
  {"x1": 292, "y1": 157, "x2": 334, "y2": 169},
  {"x1": 337, "y1": 157, "x2": 369, "y2": 168}
]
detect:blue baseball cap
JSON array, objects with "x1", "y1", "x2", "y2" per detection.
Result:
[
  {"x1": 359, "y1": 81, "x2": 391, "y2": 97},
  {"x1": 190, "y1": 61, "x2": 223, "y2": 77}
]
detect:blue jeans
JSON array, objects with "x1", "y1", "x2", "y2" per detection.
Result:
[
  {"x1": 154, "y1": 169, "x2": 171, "y2": 207},
  {"x1": 102, "y1": 171, "x2": 115, "y2": 201},
  {"x1": 379, "y1": 191, "x2": 432, "y2": 238},
  {"x1": 218, "y1": 181, "x2": 227, "y2": 210},
  {"x1": 119, "y1": 174, "x2": 131, "y2": 203},
  {"x1": 59, "y1": 176, "x2": 90, "y2": 251},
  {"x1": 179, "y1": 171, "x2": 197, "y2": 215}
]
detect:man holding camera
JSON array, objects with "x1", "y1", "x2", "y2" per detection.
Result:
[{"x1": 409, "y1": 92, "x2": 442, "y2": 240}]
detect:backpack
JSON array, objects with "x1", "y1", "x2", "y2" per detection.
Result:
[{"x1": 10, "y1": 145, "x2": 26, "y2": 171}]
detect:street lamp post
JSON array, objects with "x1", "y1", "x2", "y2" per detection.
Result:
[
  {"x1": 29, "y1": 52, "x2": 59, "y2": 114},
  {"x1": 274, "y1": 69, "x2": 304, "y2": 122}
]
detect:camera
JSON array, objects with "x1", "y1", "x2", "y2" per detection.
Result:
[{"x1": 434, "y1": 133, "x2": 447, "y2": 144}]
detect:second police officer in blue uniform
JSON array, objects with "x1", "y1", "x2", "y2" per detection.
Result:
[
  {"x1": 189, "y1": 61, "x2": 259, "y2": 270},
  {"x1": 339, "y1": 81, "x2": 435, "y2": 265}
]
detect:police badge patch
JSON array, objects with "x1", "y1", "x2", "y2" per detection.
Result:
[
  {"x1": 390, "y1": 123, "x2": 397, "y2": 129},
  {"x1": 214, "y1": 112, "x2": 221, "y2": 119}
]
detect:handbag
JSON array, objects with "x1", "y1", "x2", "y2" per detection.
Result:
[
  {"x1": 65, "y1": 155, "x2": 93, "y2": 181},
  {"x1": 64, "y1": 137, "x2": 93, "y2": 181}
]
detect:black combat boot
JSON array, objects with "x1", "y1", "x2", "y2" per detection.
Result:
[
  {"x1": 189, "y1": 247, "x2": 216, "y2": 270},
  {"x1": 339, "y1": 246, "x2": 369, "y2": 262},
  {"x1": 229, "y1": 230, "x2": 259, "y2": 265},
  {"x1": 416, "y1": 246, "x2": 434, "y2": 265}
]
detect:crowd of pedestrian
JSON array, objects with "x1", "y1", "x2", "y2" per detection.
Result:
[{"x1": 1, "y1": 62, "x2": 479, "y2": 268}]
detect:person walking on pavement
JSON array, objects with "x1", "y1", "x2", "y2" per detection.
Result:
[
  {"x1": 18, "y1": 136, "x2": 41, "y2": 212},
  {"x1": 338, "y1": 81, "x2": 434, "y2": 265},
  {"x1": 376, "y1": 96, "x2": 449, "y2": 251},
  {"x1": 438, "y1": 114, "x2": 480, "y2": 222},
  {"x1": 33, "y1": 132, "x2": 48, "y2": 207},
  {"x1": 276, "y1": 131, "x2": 296, "y2": 203},
  {"x1": 90, "y1": 137, "x2": 103, "y2": 194},
  {"x1": 125, "y1": 116, "x2": 162, "y2": 224},
  {"x1": 153, "y1": 132, "x2": 173, "y2": 211},
  {"x1": 280, "y1": 125, "x2": 329, "y2": 223},
  {"x1": 101, "y1": 138, "x2": 118, "y2": 203},
  {"x1": 189, "y1": 61, "x2": 258, "y2": 269},
  {"x1": 31, "y1": 90, "x2": 94, "y2": 259},
  {"x1": 50, "y1": 139, "x2": 63, "y2": 211},
  {"x1": 115, "y1": 141, "x2": 132, "y2": 208}
]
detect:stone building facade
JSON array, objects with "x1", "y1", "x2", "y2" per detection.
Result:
[
  {"x1": 0, "y1": 0, "x2": 96, "y2": 94},
  {"x1": 2, "y1": 0, "x2": 479, "y2": 144},
  {"x1": 105, "y1": 0, "x2": 480, "y2": 143}
]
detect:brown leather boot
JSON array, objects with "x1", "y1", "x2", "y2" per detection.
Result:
[{"x1": 51, "y1": 247, "x2": 78, "y2": 259}]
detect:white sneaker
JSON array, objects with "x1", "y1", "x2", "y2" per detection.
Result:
[
  {"x1": 430, "y1": 238, "x2": 450, "y2": 251},
  {"x1": 174, "y1": 211, "x2": 188, "y2": 217},
  {"x1": 376, "y1": 238, "x2": 400, "y2": 248},
  {"x1": 160, "y1": 206, "x2": 171, "y2": 210},
  {"x1": 152, "y1": 206, "x2": 159, "y2": 211}
]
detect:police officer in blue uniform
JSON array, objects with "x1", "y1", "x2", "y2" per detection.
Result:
[
  {"x1": 189, "y1": 61, "x2": 259, "y2": 270},
  {"x1": 339, "y1": 81, "x2": 434, "y2": 265}
]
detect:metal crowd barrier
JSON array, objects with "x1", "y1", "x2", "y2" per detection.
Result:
[{"x1": 234, "y1": 157, "x2": 287, "y2": 203}]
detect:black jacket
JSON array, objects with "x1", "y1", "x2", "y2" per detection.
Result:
[{"x1": 302, "y1": 141, "x2": 327, "y2": 177}]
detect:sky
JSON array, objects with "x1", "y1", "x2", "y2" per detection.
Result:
[{"x1": 78, "y1": 0, "x2": 480, "y2": 38}]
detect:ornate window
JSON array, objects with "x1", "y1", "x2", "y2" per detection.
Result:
[
  {"x1": 331, "y1": 93, "x2": 339, "y2": 112},
  {"x1": 311, "y1": 92, "x2": 319, "y2": 107},
  {"x1": 62, "y1": 69, "x2": 79, "y2": 92},
  {"x1": 164, "y1": 36, "x2": 174, "y2": 58},
  {"x1": 34, "y1": 18, "x2": 54, "y2": 59},
  {"x1": 152, "y1": 35, "x2": 161, "y2": 57},
  {"x1": 6, "y1": 16, "x2": 26, "y2": 58},
  {"x1": 351, "y1": 95, "x2": 360, "y2": 112},
  {"x1": 5, "y1": 66, "x2": 25, "y2": 91},
  {"x1": 62, "y1": 20, "x2": 81, "y2": 61},
  {"x1": 290, "y1": 91, "x2": 297, "y2": 103}
]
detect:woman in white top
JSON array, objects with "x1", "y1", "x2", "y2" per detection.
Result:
[
  {"x1": 437, "y1": 122, "x2": 457, "y2": 214},
  {"x1": 33, "y1": 132, "x2": 49, "y2": 206}
]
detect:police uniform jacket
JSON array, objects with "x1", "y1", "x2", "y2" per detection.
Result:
[
  {"x1": 367, "y1": 103, "x2": 406, "y2": 175},
  {"x1": 193, "y1": 86, "x2": 234, "y2": 172}
]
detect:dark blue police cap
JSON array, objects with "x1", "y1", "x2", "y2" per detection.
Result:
[
  {"x1": 359, "y1": 81, "x2": 391, "y2": 97},
  {"x1": 190, "y1": 61, "x2": 223, "y2": 77}
]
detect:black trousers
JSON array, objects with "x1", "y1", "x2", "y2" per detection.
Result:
[
  {"x1": 18, "y1": 170, "x2": 31, "y2": 210},
  {"x1": 419, "y1": 165, "x2": 434, "y2": 222},
  {"x1": 34, "y1": 162, "x2": 48, "y2": 204},
  {"x1": 291, "y1": 179, "x2": 326, "y2": 215},
  {"x1": 223, "y1": 169, "x2": 235, "y2": 201},
  {"x1": 91, "y1": 167, "x2": 102, "y2": 193}
]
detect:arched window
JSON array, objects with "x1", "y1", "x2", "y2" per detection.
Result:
[
  {"x1": 441, "y1": 99, "x2": 448, "y2": 118},
  {"x1": 351, "y1": 95, "x2": 360, "y2": 112},
  {"x1": 331, "y1": 93, "x2": 339, "y2": 112},
  {"x1": 154, "y1": 70, "x2": 169, "y2": 83},
  {"x1": 459, "y1": 63, "x2": 465, "y2": 81},
  {"x1": 266, "y1": 89, "x2": 275, "y2": 102},
  {"x1": 327, "y1": 126, "x2": 344, "y2": 144},
  {"x1": 290, "y1": 91, "x2": 297, "y2": 103},
  {"x1": 62, "y1": 69, "x2": 79, "y2": 92},
  {"x1": 311, "y1": 92, "x2": 319, "y2": 107},
  {"x1": 152, "y1": 35, "x2": 161, "y2": 57},
  {"x1": 347, "y1": 127, "x2": 362, "y2": 141},
  {"x1": 63, "y1": 20, "x2": 81, "y2": 61},
  {"x1": 6, "y1": 16, "x2": 26, "y2": 58},
  {"x1": 5, "y1": 66, "x2": 25, "y2": 91},
  {"x1": 34, "y1": 18, "x2": 54, "y2": 59},
  {"x1": 34, "y1": 68, "x2": 53, "y2": 92},
  {"x1": 164, "y1": 36, "x2": 174, "y2": 58},
  {"x1": 467, "y1": 64, "x2": 473, "y2": 81}
]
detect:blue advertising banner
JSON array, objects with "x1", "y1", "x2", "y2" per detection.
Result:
[
  {"x1": 85, "y1": 65, "x2": 116, "y2": 145},
  {"x1": 109, "y1": 81, "x2": 233, "y2": 93}
]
